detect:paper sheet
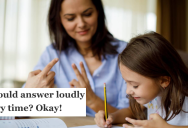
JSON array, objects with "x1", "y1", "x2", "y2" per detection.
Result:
[
  {"x1": 0, "y1": 118, "x2": 67, "y2": 128},
  {"x1": 70, "y1": 124, "x2": 123, "y2": 128}
]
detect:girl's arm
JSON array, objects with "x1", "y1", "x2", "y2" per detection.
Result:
[
  {"x1": 111, "y1": 107, "x2": 134, "y2": 124},
  {"x1": 95, "y1": 105, "x2": 146, "y2": 127},
  {"x1": 168, "y1": 126, "x2": 188, "y2": 128},
  {"x1": 123, "y1": 113, "x2": 188, "y2": 128}
]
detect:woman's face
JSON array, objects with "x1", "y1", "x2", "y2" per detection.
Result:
[
  {"x1": 60, "y1": 0, "x2": 98, "y2": 44},
  {"x1": 119, "y1": 63, "x2": 161, "y2": 105}
]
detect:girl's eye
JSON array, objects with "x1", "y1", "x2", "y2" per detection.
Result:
[
  {"x1": 133, "y1": 86, "x2": 138, "y2": 89},
  {"x1": 84, "y1": 13, "x2": 92, "y2": 17}
]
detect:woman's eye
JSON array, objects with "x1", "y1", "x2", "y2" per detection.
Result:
[
  {"x1": 67, "y1": 18, "x2": 74, "y2": 21},
  {"x1": 84, "y1": 13, "x2": 92, "y2": 17},
  {"x1": 133, "y1": 86, "x2": 138, "y2": 89}
]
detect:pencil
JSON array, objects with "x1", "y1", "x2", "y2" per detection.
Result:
[{"x1": 104, "y1": 83, "x2": 108, "y2": 120}]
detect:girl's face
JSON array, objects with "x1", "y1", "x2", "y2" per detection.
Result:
[
  {"x1": 60, "y1": 0, "x2": 98, "y2": 45},
  {"x1": 119, "y1": 63, "x2": 161, "y2": 105}
]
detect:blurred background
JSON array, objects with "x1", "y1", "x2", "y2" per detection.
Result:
[{"x1": 0, "y1": 0, "x2": 188, "y2": 88}]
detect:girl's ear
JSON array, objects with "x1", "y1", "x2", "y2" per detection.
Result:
[{"x1": 160, "y1": 76, "x2": 171, "y2": 89}]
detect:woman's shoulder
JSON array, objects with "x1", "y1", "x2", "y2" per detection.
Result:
[
  {"x1": 111, "y1": 38, "x2": 128, "y2": 53},
  {"x1": 44, "y1": 43, "x2": 74, "y2": 54},
  {"x1": 45, "y1": 44, "x2": 56, "y2": 51},
  {"x1": 39, "y1": 44, "x2": 57, "y2": 58},
  {"x1": 183, "y1": 96, "x2": 188, "y2": 110}
]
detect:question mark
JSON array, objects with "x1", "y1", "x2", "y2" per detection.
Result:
[{"x1": 29, "y1": 104, "x2": 33, "y2": 111}]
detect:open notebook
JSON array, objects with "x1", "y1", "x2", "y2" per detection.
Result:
[{"x1": 0, "y1": 118, "x2": 123, "y2": 128}]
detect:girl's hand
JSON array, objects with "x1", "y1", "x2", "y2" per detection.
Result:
[
  {"x1": 25, "y1": 58, "x2": 58, "y2": 88},
  {"x1": 69, "y1": 62, "x2": 97, "y2": 106},
  {"x1": 94, "y1": 110, "x2": 114, "y2": 128},
  {"x1": 123, "y1": 113, "x2": 169, "y2": 128}
]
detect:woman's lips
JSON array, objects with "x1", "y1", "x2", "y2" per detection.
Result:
[{"x1": 78, "y1": 30, "x2": 89, "y2": 35}]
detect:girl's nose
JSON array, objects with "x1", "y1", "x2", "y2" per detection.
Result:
[{"x1": 126, "y1": 87, "x2": 134, "y2": 95}]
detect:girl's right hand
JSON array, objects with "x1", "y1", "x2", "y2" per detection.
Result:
[
  {"x1": 94, "y1": 110, "x2": 114, "y2": 128},
  {"x1": 24, "y1": 58, "x2": 58, "y2": 88}
]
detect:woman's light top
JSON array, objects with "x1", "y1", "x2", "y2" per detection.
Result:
[{"x1": 33, "y1": 39, "x2": 129, "y2": 116}]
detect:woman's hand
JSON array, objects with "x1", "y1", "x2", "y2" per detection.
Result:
[
  {"x1": 94, "y1": 110, "x2": 114, "y2": 128},
  {"x1": 123, "y1": 113, "x2": 169, "y2": 128},
  {"x1": 25, "y1": 58, "x2": 58, "y2": 88},
  {"x1": 69, "y1": 62, "x2": 97, "y2": 106}
]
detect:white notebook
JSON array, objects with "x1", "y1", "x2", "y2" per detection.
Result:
[
  {"x1": 70, "y1": 125, "x2": 123, "y2": 128},
  {"x1": 0, "y1": 118, "x2": 123, "y2": 128}
]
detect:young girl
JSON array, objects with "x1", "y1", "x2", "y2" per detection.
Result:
[{"x1": 94, "y1": 32, "x2": 188, "y2": 127}]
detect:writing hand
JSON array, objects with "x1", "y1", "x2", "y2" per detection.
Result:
[
  {"x1": 123, "y1": 113, "x2": 169, "y2": 128},
  {"x1": 95, "y1": 110, "x2": 114, "y2": 128},
  {"x1": 25, "y1": 58, "x2": 58, "y2": 88}
]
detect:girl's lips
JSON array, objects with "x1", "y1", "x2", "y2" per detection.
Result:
[
  {"x1": 78, "y1": 30, "x2": 89, "y2": 35},
  {"x1": 134, "y1": 97, "x2": 140, "y2": 99}
]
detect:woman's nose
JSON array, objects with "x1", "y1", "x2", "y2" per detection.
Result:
[{"x1": 77, "y1": 17, "x2": 86, "y2": 28}]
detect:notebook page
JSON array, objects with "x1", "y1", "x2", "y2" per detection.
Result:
[
  {"x1": 70, "y1": 124, "x2": 123, "y2": 128},
  {"x1": 0, "y1": 118, "x2": 67, "y2": 128},
  {"x1": 0, "y1": 116, "x2": 15, "y2": 120}
]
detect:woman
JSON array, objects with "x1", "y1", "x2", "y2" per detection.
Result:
[{"x1": 24, "y1": 0, "x2": 129, "y2": 116}]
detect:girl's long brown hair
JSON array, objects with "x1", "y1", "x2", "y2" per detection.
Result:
[{"x1": 118, "y1": 32, "x2": 188, "y2": 121}]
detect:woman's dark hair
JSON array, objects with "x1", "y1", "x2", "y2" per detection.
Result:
[
  {"x1": 48, "y1": 0, "x2": 118, "y2": 60},
  {"x1": 118, "y1": 31, "x2": 188, "y2": 121}
]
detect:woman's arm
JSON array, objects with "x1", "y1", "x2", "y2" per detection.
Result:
[
  {"x1": 25, "y1": 58, "x2": 58, "y2": 88},
  {"x1": 87, "y1": 94, "x2": 118, "y2": 113},
  {"x1": 70, "y1": 62, "x2": 122, "y2": 113},
  {"x1": 23, "y1": 45, "x2": 58, "y2": 88}
]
